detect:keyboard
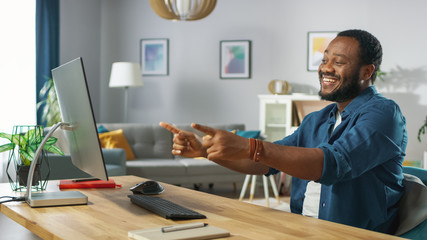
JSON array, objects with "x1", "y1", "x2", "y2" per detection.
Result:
[{"x1": 128, "y1": 195, "x2": 206, "y2": 220}]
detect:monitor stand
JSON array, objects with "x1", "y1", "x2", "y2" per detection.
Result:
[
  {"x1": 26, "y1": 191, "x2": 88, "y2": 207},
  {"x1": 24, "y1": 122, "x2": 88, "y2": 207}
]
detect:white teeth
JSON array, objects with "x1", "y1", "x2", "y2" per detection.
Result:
[{"x1": 323, "y1": 78, "x2": 336, "y2": 83}]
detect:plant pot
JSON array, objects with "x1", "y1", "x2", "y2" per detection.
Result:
[
  {"x1": 5, "y1": 125, "x2": 50, "y2": 191},
  {"x1": 16, "y1": 164, "x2": 41, "y2": 187}
]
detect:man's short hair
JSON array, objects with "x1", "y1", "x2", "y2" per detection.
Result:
[{"x1": 337, "y1": 29, "x2": 382, "y2": 83}]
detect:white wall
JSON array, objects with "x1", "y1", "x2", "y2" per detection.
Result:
[
  {"x1": 60, "y1": 0, "x2": 427, "y2": 162},
  {"x1": 60, "y1": 0, "x2": 101, "y2": 118}
]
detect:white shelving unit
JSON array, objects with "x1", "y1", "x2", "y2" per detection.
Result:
[
  {"x1": 258, "y1": 94, "x2": 320, "y2": 142},
  {"x1": 256, "y1": 94, "x2": 325, "y2": 196}
]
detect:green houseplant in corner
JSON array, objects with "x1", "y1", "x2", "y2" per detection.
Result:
[
  {"x1": 418, "y1": 115, "x2": 427, "y2": 169},
  {"x1": 0, "y1": 126, "x2": 64, "y2": 189},
  {"x1": 418, "y1": 115, "x2": 427, "y2": 142}
]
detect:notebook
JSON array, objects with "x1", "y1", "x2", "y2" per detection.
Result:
[
  {"x1": 59, "y1": 179, "x2": 121, "y2": 189},
  {"x1": 128, "y1": 223, "x2": 230, "y2": 240}
]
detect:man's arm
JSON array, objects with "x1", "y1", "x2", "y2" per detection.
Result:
[
  {"x1": 192, "y1": 123, "x2": 324, "y2": 180},
  {"x1": 160, "y1": 122, "x2": 324, "y2": 181},
  {"x1": 159, "y1": 122, "x2": 269, "y2": 175}
]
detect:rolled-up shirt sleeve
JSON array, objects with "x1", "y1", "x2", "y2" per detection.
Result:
[{"x1": 318, "y1": 102, "x2": 407, "y2": 185}]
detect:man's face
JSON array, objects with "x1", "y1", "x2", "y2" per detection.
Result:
[{"x1": 318, "y1": 36, "x2": 364, "y2": 103}]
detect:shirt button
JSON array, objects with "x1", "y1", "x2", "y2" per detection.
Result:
[{"x1": 322, "y1": 202, "x2": 326, "y2": 207}]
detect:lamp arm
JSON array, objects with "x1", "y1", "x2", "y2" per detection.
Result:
[{"x1": 25, "y1": 122, "x2": 71, "y2": 201}]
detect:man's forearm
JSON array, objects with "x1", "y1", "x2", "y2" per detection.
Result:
[
  {"x1": 260, "y1": 141, "x2": 324, "y2": 181},
  {"x1": 210, "y1": 158, "x2": 270, "y2": 175}
]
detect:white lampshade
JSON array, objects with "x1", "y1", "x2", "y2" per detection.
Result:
[{"x1": 109, "y1": 62, "x2": 143, "y2": 88}]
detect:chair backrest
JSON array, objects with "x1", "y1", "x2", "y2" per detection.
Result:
[
  {"x1": 403, "y1": 166, "x2": 427, "y2": 185},
  {"x1": 396, "y1": 167, "x2": 427, "y2": 239}
]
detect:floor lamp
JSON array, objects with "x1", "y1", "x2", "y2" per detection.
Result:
[{"x1": 109, "y1": 62, "x2": 143, "y2": 122}]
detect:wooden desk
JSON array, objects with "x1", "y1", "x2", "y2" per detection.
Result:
[{"x1": 0, "y1": 176, "x2": 402, "y2": 240}]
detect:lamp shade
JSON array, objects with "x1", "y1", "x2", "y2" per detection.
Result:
[
  {"x1": 109, "y1": 62, "x2": 143, "y2": 88},
  {"x1": 149, "y1": 0, "x2": 217, "y2": 21}
]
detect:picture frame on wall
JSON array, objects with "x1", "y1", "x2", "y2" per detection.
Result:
[
  {"x1": 307, "y1": 32, "x2": 337, "y2": 71},
  {"x1": 140, "y1": 38, "x2": 169, "y2": 76},
  {"x1": 220, "y1": 40, "x2": 251, "y2": 79}
]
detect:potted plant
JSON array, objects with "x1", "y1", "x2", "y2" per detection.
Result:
[
  {"x1": 0, "y1": 126, "x2": 64, "y2": 188},
  {"x1": 37, "y1": 78, "x2": 62, "y2": 127},
  {"x1": 418, "y1": 115, "x2": 427, "y2": 169},
  {"x1": 418, "y1": 115, "x2": 427, "y2": 142}
]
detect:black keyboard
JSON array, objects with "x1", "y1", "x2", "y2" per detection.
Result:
[{"x1": 128, "y1": 195, "x2": 206, "y2": 220}]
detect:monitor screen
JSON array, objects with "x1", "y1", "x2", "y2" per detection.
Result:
[{"x1": 51, "y1": 57, "x2": 108, "y2": 181}]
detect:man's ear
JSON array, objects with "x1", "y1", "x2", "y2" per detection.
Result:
[{"x1": 362, "y1": 64, "x2": 376, "y2": 80}]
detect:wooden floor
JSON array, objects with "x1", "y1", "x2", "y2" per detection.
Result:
[{"x1": 0, "y1": 180, "x2": 289, "y2": 240}]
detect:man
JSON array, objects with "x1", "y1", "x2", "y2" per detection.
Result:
[{"x1": 160, "y1": 29, "x2": 407, "y2": 234}]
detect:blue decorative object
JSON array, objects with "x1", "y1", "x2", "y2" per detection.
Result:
[
  {"x1": 235, "y1": 130, "x2": 261, "y2": 139},
  {"x1": 97, "y1": 125, "x2": 109, "y2": 133}
]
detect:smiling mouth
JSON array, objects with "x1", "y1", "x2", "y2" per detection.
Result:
[
  {"x1": 322, "y1": 77, "x2": 337, "y2": 83},
  {"x1": 320, "y1": 73, "x2": 340, "y2": 85}
]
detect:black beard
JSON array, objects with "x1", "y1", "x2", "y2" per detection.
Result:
[{"x1": 318, "y1": 73, "x2": 362, "y2": 103}]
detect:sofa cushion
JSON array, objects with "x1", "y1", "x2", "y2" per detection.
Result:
[
  {"x1": 126, "y1": 159, "x2": 187, "y2": 177},
  {"x1": 235, "y1": 130, "x2": 260, "y2": 139},
  {"x1": 99, "y1": 123, "x2": 173, "y2": 159},
  {"x1": 98, "y1": 129, "x2": 136, "y2": 160},
  {"x1": 179, "y1": 158, "x2": 243, "y2": 175},
  {"x1": 175, "y1": 124, "x2": 245, "y2": 138},
  {"x1": 97, "y1": 125, "x2": 110, "y2": 133}
]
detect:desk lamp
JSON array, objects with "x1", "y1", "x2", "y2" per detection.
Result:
[{"x1": 109, "y1": 62, "x2": 143, "y2": 122}]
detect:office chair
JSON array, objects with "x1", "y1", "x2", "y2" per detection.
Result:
[{"x1": 396, "y1": 166, "x2": 427, "y2": 240}]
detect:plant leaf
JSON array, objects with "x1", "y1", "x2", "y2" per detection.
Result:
[
  {"x1": 45, "y1": 137, "x2": 58, "y2": 145},
  {"x1": 20, "y1": 149, "x2": 34, "y2": 163},
  {"x1": 24, "y1": 129, "x2": 35, "y2": 140},
  {"x1": 0, "y1": 132, "x2": 12, "y2": 141},
  {"x1": 11, "y1": 134, "x2": 27, "y2": 150},
  {"x1": 43, "y1": 144, "x2": 64, "y2": 155},
  {"x1": 0, "y1": 143, "x2": 15, "y2": 153}
]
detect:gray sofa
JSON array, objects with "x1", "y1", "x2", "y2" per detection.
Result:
[
  {"x1": 43, "y1": 148, "x2": 127, "y2": 180},
  {"x1": 99, "y1": 123, "x2": 247, "y2": 186},
  {"x1": 44, "y1": 123, "x2": 247, "y2": 187}
]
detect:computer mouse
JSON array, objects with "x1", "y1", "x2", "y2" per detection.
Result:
[{"x1": 130, "y1": 180, "x2": 165, "y2": 195}]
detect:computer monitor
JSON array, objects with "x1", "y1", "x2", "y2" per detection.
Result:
[
  {"x1": 24, "y1": 57, "x2": 108, "y2": 207},
  {"x1": 51, "y1": 57, "x2": 108, "y2": 181}
]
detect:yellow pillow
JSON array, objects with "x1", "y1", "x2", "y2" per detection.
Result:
[{"x1": 98, "y1": 129, "x2": 136, "y2": 160}]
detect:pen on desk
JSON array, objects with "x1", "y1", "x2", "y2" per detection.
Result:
[
  {"x1": 72, "y1": 178, "x2": 100, "y2": 182},
  {"x1": 161, "y1": 222, "x2": 207, "y2": 233}
]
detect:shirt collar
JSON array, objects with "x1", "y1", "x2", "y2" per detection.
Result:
[
  {"x1": 329, "y1": 86, "x2": 377, "y2": 119},
  {"x1": 342, "y1": 86, "x2": 377, "y2": 116}
]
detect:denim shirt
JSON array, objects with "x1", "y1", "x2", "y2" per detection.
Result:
[{"x1": 268, "y1": 86, "x2": 407, "y2": 233}]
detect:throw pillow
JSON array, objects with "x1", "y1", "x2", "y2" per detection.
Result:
[
  {"x1": 98, "y1": 129, "x2": 135, "y2": 160},
  {"x1": 97, "y1": 125, "x2": 109, "y2": 133},
  {"x1": 234, "y1": 130, "x2": 261, "y2": 139}
]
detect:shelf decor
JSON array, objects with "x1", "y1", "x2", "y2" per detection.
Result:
[
  {"x1": 220, "y1": 40, "x2": 251, "y2": 79},
  {"x1": 2, "y1": 125, "x2": 54, "y2": 191}
]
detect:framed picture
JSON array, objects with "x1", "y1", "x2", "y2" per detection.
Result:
[
  {"x1": 140, "y1": 38, "x2": 169, "y2": 76},
  {"x1": 220, "y1": 40, "x2": 251, "y2": 79},
  {"x1": 307, "y1": 32, "x2": 337, "y2": 71}
]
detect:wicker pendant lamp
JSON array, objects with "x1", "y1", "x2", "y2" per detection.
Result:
[{"x1": 149, "y1": 0, "x2": 217, "y2": 21}]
